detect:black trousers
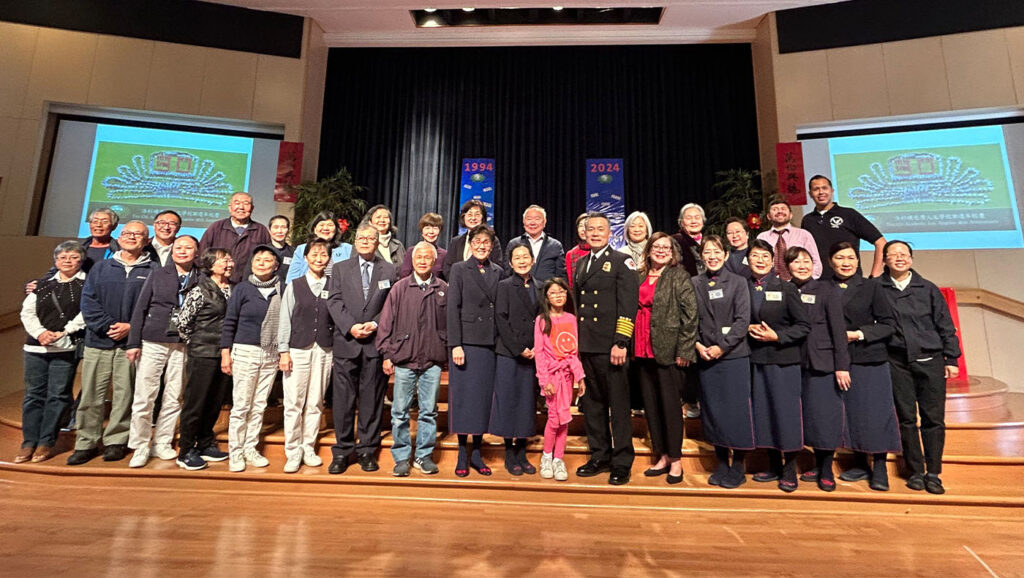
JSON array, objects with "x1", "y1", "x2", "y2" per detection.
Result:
[
  {"x1": 889, "y1": 354, "x2": 946, "y2": 475},
  {"x1": 637, "y1": 358, "x2": 684, "y2": 458},
  {"x1": 580, "y1": 353, "x2": 635, "y2": 468},
  {"x1": 680, "y1": 364, "x2": 701, "y2": 406},
  {"x1": 178, "y1": 356, "x2": 229, "y2": 453},
  {"x1": 331, "y1": 353, "x2": 387, "y2": 459}
]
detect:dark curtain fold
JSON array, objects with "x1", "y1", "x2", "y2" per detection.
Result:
[{"x1": 319, "y1": 44, "x2": 761, "y2": 250}]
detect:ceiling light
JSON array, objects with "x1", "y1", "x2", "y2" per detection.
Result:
[
  {"x1": 552, "y1": 6, "x2": 563, "y2": 10},
  {"x1": 462, "y1": 7, "x2": 475, "y2": 11},
  {"x1": 424, "y1": 7, "x2": 436, "y2": 12},
  {"x1": 421, "y1": 16, "x2": 442, "y2": 26}
]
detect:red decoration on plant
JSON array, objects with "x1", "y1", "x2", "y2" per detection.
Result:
[
  {"x1": 746, "y1": 213, "x2": 762, "y2": 231},
  {"x1": 337, "y1": 218, "x2": 350, "y2": 234}
]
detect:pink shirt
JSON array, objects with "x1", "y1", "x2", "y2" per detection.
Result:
[{"x1": 756, "y1": 224, "x2": 823, "y2": 279}]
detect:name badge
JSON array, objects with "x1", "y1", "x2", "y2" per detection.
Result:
[
  {"x1": 765, "y1": 291, "x2": 783, "y2": 301},
  {"x1": 283, "y1": 256, "x2": 292, "y2": 265},
  {"x1": 378, "y1": 279, "x2": 391, "y2": 290},
  {"x1": 708, "y1": 289, "x2": 724, "y2": 300},
  {"x1": 800, "y1": 294, "x2": 816, "y2": 304},
  {"x1": 721, "y1": 326, "x2": 731, "y2": 335},
  {"x1": 320, "y1": 290, "x2": 330, "y2": 299}
]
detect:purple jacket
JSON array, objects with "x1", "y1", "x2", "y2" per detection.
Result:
[
  {"x1": 376, "y1": 274, "x2": 448, "y2": 370},
  {"x1": 198, "y1": 218, "x2": 271, "y2": 284}
]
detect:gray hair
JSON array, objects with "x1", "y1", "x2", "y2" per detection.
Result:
[
  {"x1": 230, "y1": 191, "x2": 253, "y2": 204},
  {"x1": 89, "y1": 207, "x2": 119, "y2": 227},
  {"x1": 356, "y1": 224, "x2": 379, "y2": 239},
  {"x1": 522, "y1": 204, "x2": 547, "y2": 221},
  {"x1": 53, "y1": 240, "x2": 86, "y2": 260},
  {"x1": 412, "y1": 241, "x2": 438, "y2": 261},
  {"x1": 678, "y1": 203, "x2": 706, "y2": 225}
]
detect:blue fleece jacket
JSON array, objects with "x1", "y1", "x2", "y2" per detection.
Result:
[{"x1": 80, "y1": 252, "x2": 154, "y2": 349}]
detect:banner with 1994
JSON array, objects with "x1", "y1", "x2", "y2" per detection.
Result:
[{"x1": 459, "y1": 158, "x2": 495, "y2": 235}]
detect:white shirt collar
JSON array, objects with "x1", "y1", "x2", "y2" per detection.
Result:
[
  {"x1": 892, "y1": 272, "x2": 913, "y2": 291},
  {"x1": 414, "y1": 272, "x2": 432, "y2": 285},
  {"x1": 50, "y1": 270, "x2": 87, "y2": 282},
  {"x1": 305, "y1": 270, "x2": 326, "y2": 287}
]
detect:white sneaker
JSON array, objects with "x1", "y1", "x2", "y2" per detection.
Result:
[
  {"x1": 539, "y1": 454, "x2": 554, "y2": 479},
  {"x1": 243, "y1": 448, "x2": 270, "y2": 468},
  {"x1": 152, "y1": 444, "x2": 177, "y2": 461},
  {"x1": 229, "y1": 455, "x2": 246, "y2": 472},
  {"x1": 302, "y1": 447, "x2": 323, "y2": 467},
  {"x1": 284, "y1": 455, "x2": 302, "y2": 473},
  {"x1": 128, "y1": 447, "x2": 150, "y2": 468},
  {"x1": 553, "y1": 459, "x2": 568, "y2": 481}
]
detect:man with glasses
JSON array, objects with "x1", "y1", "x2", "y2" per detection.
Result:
[
  {"x1": 67, "y1": 221, "x2": 156, "y2": 465},
  {"x1": 199, "y1": 191, "x2": 271, "y2": 283},
  {"x1": 148, "y1": 210, "x2": 182, "y2": 266},
  {"x1": 326, "y1": 225, "x2": 399, "y2": 474}
]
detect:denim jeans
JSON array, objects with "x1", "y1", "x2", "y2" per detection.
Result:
[
  {"x1": 390, "y1": 365, "x2": 440, "y2": 462},
  {"x1": 22, "y1": 351, "x2": 78, "y2": 448}
]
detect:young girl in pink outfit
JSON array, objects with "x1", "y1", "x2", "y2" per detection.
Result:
[{"x1": 534, "y1": 278, "x2": 586, "y2": 481}]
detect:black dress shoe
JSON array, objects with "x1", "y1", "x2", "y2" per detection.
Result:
[
  {"x1": 667, "y1": 473, "x2": 683, "y2": 485},
  {"x1": 838, "y1": 468, "x2": 870, "y2": 482},
  {"x1": 752, "y1": 471, "x2": 779, "y2": 483},
  {"x1": 328, "y1": 457, "x2": 349, "y2": 475},
  {"x1": 358, "y1": 454, "x2": 379, "y2": 472},
  {"x1": 66, "y1": 448, "x2": 99, "y2": 466},
  {"x1": 924, "y1": 474, "x2": 945, "y2": 495},
  {"x1": 719, "y1": 469, "x2": 747, "y2": 489},
  {"x1": 644, "y1": 466, "x2": 670, "y2": 477},
  {"x1": 906, "y1": 473, "x2": 925, "y2": 491},
  {"x1": 576, "y1": 460, "x2": 611, "y2": 477},
  {"x1": 102, "y1": 444, "x2": 128, "y2": 462},
  {"x1": 869, "y1": 471, "x2": 890, "y2": 492},
  {"x1": 608, "y1": 466, "x2": 631, "y2": 486}
]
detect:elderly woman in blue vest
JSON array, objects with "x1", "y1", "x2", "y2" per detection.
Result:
[
  {"x1": 125, "y1": 235, "x2": 200, "y2": 468},
  {"x1": 491, "y1": 242, "x2": 540, "y2": 475},
  {"x1": 362, "y1": 204, "x2": 406, "y2": 265},
  {"x1": 447, "y1": 224, "x2": 503, "y2": 476},
  {"x1": 221, "y1": 245, "x2": 283, "y2": 472},
  {"x1": 15, "y1": 241, "x2": 87, "y2": 464},
  {"x1": 286, "y1": 211, "x2": 353, "y2": 283},
  {"x1": 175, "y1": 248, "x2": 234, "y2": 470},
  {"x1": 277, "y1": 239, "x2": 334, "y2": 473},
  {"x1": 830, "y1": 241, "x2": 901, "y2": 492},
  {"x1": 745, "y1": 240, "x2": 811, "y2": 492},
  {"x1": 692, "y1": 235, "x2": 753, "y2": 489},
  {"x1": 785, "y1": 246, "x2": 850, "y2": 492}
]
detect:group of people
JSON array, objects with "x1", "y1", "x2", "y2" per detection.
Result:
[{"x1": 16, "y1": 175, "x2": 961, "y2": 494}]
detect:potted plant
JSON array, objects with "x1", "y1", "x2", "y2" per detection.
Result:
[
  {"x1": 289, "y1": 168, "x2": 368, "y2": 244},
  {"x1": 704, "y1": 168, "x2": 781, "y2": 238}
]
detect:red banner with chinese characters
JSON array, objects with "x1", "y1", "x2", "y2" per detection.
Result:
[
  {"x1": 274, "y1": 141, "x2": 304, "y2": 203},
  {"x1": 776, "y1": 142, "x2": 805, "y2": 205},
  {"x1": 939, "y1": 287, "x2": 969, "y2": 387}
]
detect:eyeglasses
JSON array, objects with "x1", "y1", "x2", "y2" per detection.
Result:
[
  {"x1": 154, "y1": 220, "x2": 179, "y2": 228},
  {"x1": 56, "y1": 254, "x2": 82, "y2": 262},
  {"x1": 120, "y1": 231, "x2": 146, "y2": 239},
  {"x1": 355, "y1": 236, "x2": 377, "y2": 242},
  {"x1": 90, "y1": 218, "x2": 112, "y2": 225},
  {"x1": 547, "y1": 289, "x2": 567, "y2": 296},
  {"x1": 470, "y1": 239, "x2": 492, "y2": 247}
]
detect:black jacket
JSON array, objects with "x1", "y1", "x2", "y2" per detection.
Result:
[
  {"x1": 128, "y1": 261, "x2": 198, "y2": 348},
  {"x1": 504, "y1": 234, "x2": 566, "y2": 282},
  {"x1": 442, "y1": 233, "x2": 504, "y2": 281},
  {"x1": 447, "y1": 256, "x2": 503, "y2": 348},
  {"x1": 692, "y1": 268, "x2": 751, "y2": 360},
  {"x1": 876, "y1": 270, "x2": 962, "y2": 364},
  {"x1": 746, "y1": 274, "x2": 810, "y2": 366},
  {"x1": 833, "y1": 275, "x2": 895, "y2": 364},
  {"x1": 495, "y1": 274, "x2": 539, "y2": 358},
  {"x1": 573, "y1": 245, "x2": 639, "y2": 354},
  {"x1": 794, "y1": 278, "x2": 850, "y2": 373}
]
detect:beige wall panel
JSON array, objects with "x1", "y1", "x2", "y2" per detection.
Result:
[
  {"x1": 0, "y1": 23, "x2": 39, "y2": 118},
  {"x1": 0, "y1": 116, "x2": 19, "y2": 187},
  {"x1": 253, "y1": 54, "x2": 304, "y2": 139},
  {"x1": 905, "y1": 250, "x2": 979, "y2": 289},
  {"x1": 199, "y1": 49, "x2": 258, "y2": 119},
  {"x1": 752, "y1": 16, "x2": 779, "y2": 185},
  {"x1": 301, "y1": 19, "x2": 329, "y2": 182},
  {"x1": 826, "y1": 44, "x2": 890, "y2": 120},
  {"x1": 942, "y1": 30, "x2": 1017, "y2": 110},
  {"x1": 0, "y1": 119, "x2": 41, "y2": 233},
  {"x1": 21, "y1": 28, "x2": 97, "y2": 120},
  {"x1": 1007, "y1": 27, "x2": 1024, "y2": 104},
  {"x1": 88, "y1": 36, "x2": 155, "y2": 109},
  {"x1": 145, "y1": 43, "x2": 206, "y2": 114},
  {"x1": 973, "y1": 249, "x2": 1024, "y2": 302},
  {"x1": 774, "y1": 50, "x2": 832, "y2": 139},
  {"x1": 981, "y1": 310, "x2": 1024, "y2": 392},
  {"x1": 882, "y1": 37, "x2": 951, "y2": 115},
  {"x1": 955, "y1": 306, "x2": 992, "y2": 379},
  {"x1": 0, "y1": 235, "x2": 62, "y2": 316}
]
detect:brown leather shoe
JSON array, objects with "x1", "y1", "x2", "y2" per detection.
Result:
[
  {"x1": 31, "y1": 446, "x2": 53, "y2": 463},
  {"x1": 14, "y1": 446, "x2": 35, "y2": 463}
]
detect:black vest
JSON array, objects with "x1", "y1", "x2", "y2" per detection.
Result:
[
  {"x1": 289, "y1": 276, "x2": 333, "y2": 349},
  {"x1": 189, "y1": 276, "x2": 229, "y2": 358},
  {"x1": 25, "y1": 276, "x2": 85, "y2": 347}
]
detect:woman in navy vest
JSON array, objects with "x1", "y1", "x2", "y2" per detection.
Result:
[
  {"x1": 491, "y1": 242, "x2": 540, "y2": 475},
  {"x1": 830, "y1": 241, "x2": 901, "y2": 492},
  {"x1": 16, "y1": 241, "x2": 87, "y2": 464},
  {"x1": 176, "y1": 248, "x2": 234, "y2": 470},
  {"x1": 447, "y1": 224, "x2": 503, "y2": 476},
  {"x1": 692, "y1": 235, "x2": 753, "y2": 489},
  {"x1": 745, "y1": 240, "x2": 810, "y2": 492},
  {"x1": 278, "y1": 239, "x2": 334, "y2": 473},
  {"x1": 786, "y1": 246, "x2": 850, "y2": 491}
]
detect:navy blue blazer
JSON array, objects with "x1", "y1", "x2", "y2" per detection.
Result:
[
  {"x1": 692, "y1": 268, "x2": 751, "y2": 360},
  {"x1": 504, "y1": 234, "x2": 566, "y2": 283},
  {"x1": 573, "y1": 246, "x2": 639, "y2": 354},
  {"x1": 447, "y1": 256, "x2": 503, "y2": 348},
  {"x1": 495, "y1": 274, "x2": 539, "y2": 358},
  {"x1": 442, "y1": 233, "x2": 504, "y2": 281},
  {"x1": 327, "y1": 254, "x2": 398, "y2": 359},
  {"x1": 832, "y1": 274, "x2": 895, "y2": 364},
  {"x1": 127, "y1": 261, "x2": 198, "y2": 348},
  {"x1": 746, "y1": 274, "x2": 810, "y2": 366},
  {"x1": 794, "y1": 278, "x2": 850, "y2": 373}
]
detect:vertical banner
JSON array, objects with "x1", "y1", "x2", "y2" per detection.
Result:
[
  {"x1": 585, "y1": 158, "x2": 626, "y2": 249},
  {"x1": 274, "y1": 141, "x2": 304, "y2": 203},
  {"x1": 776, "y1": 142, "x2": 806, "y2": 206},
  {"x1": 459, "y1": 158, "x2": 496, "y2": 235}
]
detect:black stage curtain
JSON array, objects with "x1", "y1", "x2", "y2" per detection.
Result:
[{"x1": 318, "y1": 44, "x2": 760, "y2": 250}]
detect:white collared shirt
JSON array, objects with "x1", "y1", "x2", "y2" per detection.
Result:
[
  {"x1": 527, "y1": 233, "x2": 545, "y2": 259},
  {"x1": 21, "y1": 270, "x2": 87, "y2": 354},
  {"x1": 892, "y1": 272, "x2": 913, "y2": 291}
]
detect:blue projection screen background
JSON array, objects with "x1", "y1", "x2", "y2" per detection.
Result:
[{"x1": 799, "y1": 121, "x2": 1024, "y2": 251}]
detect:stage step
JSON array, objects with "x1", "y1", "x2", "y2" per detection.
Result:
[{"x1": 946, "y1": 376, "x2": 1010, "y2": 413}]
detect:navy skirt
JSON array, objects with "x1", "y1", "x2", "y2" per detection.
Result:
[
  {"x1": 489, "y1": 354, "x2": 537, "y2": 438},
  {"x1": 801, "y1": 369, "x2": 845, "y2": 450},
  {"x1": 752, "y1": 363, "x2": 804, "y2": 452},
  {"x1": 448, "y1": 345, "x2": 496, "y2": 435},
  {"x1": 844, "y1": 363, "x2": 902, "y2": 453},
  {"x1": 698, "y1": 356, "x2": 755, "y2": 450}
]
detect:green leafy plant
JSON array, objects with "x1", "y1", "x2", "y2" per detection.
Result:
[
  {"x1": 290, "y1": 168, "x2": 368, "y2": 245},
  {"x1": 704, "y1": 168, "x2": 784, "y2": 238}
]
